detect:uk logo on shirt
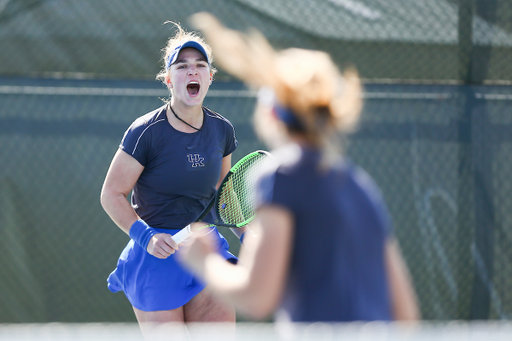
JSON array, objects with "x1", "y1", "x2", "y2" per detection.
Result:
[{"x1": 187, "y1": 153, "x2": 205, "y2": 168}]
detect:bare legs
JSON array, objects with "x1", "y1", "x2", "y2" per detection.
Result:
[{"x1": 133, "y1": 286, "x2": 235, "y2": 340}]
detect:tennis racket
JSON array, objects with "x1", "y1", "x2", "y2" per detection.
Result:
[{"x1": 172, "y1": 150, "x2": 271, "y2": 244}]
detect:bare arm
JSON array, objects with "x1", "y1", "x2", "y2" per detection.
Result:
[
  {"x1": 100, "y1": 149, "x2": 143, "y2": 233},
  {"x1": 216, "y1": 154, "x2": 232, "y2": 190},
  {"x1": 179, "y1": 205, "x2": 293, "y2": 320},
  {"x1": 385, "y1": 237, "x2": 421, "y2": 321},
  {"x1": 100, "y1": 149, "x2": 178, "y2": 258}
]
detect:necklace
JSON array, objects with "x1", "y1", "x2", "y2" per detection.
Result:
[{"x1": 169, "y1": 104, "x2": 201, "y2": 131}]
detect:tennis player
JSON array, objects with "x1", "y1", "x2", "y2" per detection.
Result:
[
  {"x1": 178, "y1": 13, "x2": 420, "y2": 323},
  {"x1": 100, "y1": 22, "x2": 243, "y2": 336}
]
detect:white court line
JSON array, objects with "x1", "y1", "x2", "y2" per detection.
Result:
[
  {"x1": 0, "y1": 85, "x2": 457, "y2": 100},
  {"x1": 2, "y1": 85, "x2": 508, "y2": 101},
  {"x1": 474, "y1": 93, "x2": 512, "y2": 100},
  {"x1": 0, "y1": 86, "x2": 256, "y2": 98},
  {"x1": 363, "y1": 92, "x2": 453, "y2": 99}
]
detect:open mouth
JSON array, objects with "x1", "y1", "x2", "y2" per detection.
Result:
[{"x1": 187, "y1": 81, "x2": 200, "y2": 96}]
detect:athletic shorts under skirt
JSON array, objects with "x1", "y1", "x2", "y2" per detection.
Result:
[{"x1": 107, "y1": 227, "x2": 237, "y2": 311}]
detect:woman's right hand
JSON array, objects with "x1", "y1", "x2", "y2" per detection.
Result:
[
  {"x1": 147, "y1": 233, "x2": 180, "y2": 259},
  {"x1": 176, "y1": 229, "x2": 217, "y2": 275}
]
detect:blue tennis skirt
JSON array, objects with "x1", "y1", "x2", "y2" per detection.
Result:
[{"x1": 107, "y1": 226, "x2": 237, "y2": 311}]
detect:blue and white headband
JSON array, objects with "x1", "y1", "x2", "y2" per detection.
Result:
[
  {"x1": 273, "y1": 102, "x2": 305, "y2": 131},
  {"x1": 258, "y1": 87, "x2": 305, "y2": 131},
  {"x1": 165, "y1": 41, "x2": 210, "y2": 69}
]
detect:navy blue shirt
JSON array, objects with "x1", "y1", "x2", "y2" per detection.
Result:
[
  {"x1": 256, "y1": 144, "x2": 392, "y2": 322},
  {"x1": 120, "y1": 105, "x2": 237, "y2": 228}
]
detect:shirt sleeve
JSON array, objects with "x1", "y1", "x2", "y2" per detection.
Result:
[
  {"x1": 223, "y1": 119, "x2": 237, "y2": 157},
  {"x1": 119, "y1": 117, "x2": 150, "y2": 166},
  {"x1": 352, "y1": 165, "x2": 394, "y2": 237},
  {"x1": 254, "y1": 162, "x2": 293, "y2": 211}
]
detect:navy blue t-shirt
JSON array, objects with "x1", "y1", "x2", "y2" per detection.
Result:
[
  {"x1": 120, "y1": 105, "x2": 237, "y2": 228},
  {"x1": 256, "y1": 144, "x2": 392, "y2": 322}
]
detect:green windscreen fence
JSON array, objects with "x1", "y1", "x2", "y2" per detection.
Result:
[
  {"x1": 1, "y1": 0, "x2": 512, "y2": 323},
  {"x1": 1, "y1": 0, "x2": 511, "y2": 84}
]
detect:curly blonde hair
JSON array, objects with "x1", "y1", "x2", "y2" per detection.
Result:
[
  {"x1": 190, "y1": 12, "x2": 362, "y2": 167},
  {"x1": 156, "y1": 21, "x2": 217, "y2": 86}
]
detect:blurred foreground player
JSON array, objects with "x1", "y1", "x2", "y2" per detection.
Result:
[{"x1": 179, "y1": 12, "x2": 420, "y2": 323}]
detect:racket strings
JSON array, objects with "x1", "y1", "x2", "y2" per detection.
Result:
[{"x1": 217, "y1": 154, "x2": 267, "y2": 226}]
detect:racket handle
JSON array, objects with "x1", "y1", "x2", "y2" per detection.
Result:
[{"x1": 172, "y1": 224, "x2": 193, "y2": 245}]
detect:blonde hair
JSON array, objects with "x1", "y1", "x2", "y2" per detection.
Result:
[
  {"x1": 190, "y1": 12, "x2": 362, "y2": 167},
  {"x1": 156, "y1": 21, "x2": 217, "y2": 86}
]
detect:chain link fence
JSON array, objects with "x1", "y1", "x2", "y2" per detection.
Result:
[
  {"x1": 2, "y1": 0, "x2": 512, "y2": 84},
  {"x1": 1, "y1": 0, "x2": 512, "y2": 323}
]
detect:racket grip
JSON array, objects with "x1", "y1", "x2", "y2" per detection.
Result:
[{"x1": 172, "y1": 224, "x2": 193, "y2": 245}]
